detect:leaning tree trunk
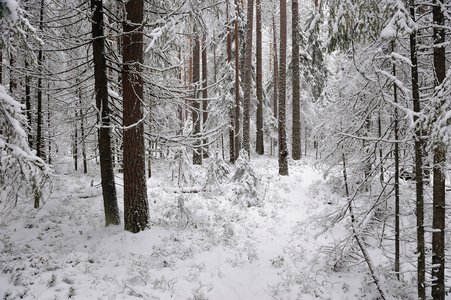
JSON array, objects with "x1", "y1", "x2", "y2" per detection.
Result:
[
  {"x1": 291, "y1": 0, "x2": 301, "y2": 160},
  {"x1": 242, "y1": 0, "x2": 254, "y2": 157},
  {"x1": 91, "y1": 0, "x2": 120, "y2": 226},
  {"x1": 409, "y1": 1, "x2": 425, "y2": 298},
  {"x1": 255, "y1": 0, "x2": 264, "y2": 155},
  {"x1": 278, "y1": 0, "x2": 288, "y2": 176},
  {"x1": 123, "y1": 0, "x2": 149, "y2": 233},
  {"x1": 431, "y1": 1, "x2": 446, "y2": 299}
]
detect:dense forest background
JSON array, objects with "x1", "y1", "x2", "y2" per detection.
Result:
[{"x1": 1, "y1": 0, "x2": 451, "y2": 299}]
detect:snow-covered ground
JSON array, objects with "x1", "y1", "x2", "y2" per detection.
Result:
[{"x1": 0, "y1": 156, "x2": 417, "y2": 299}]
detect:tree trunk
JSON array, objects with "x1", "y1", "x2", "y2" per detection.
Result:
[
  {"x1": 25, "y1": 59, "x2": 32, "y2": 148},
  {"x1": 431, "y1": 1, "x2": 446, "y2": 299},
  {"x1": 278, "y1": 0, "x2": 288, "y2": 175},
  {"x1": 123, "y1": 0, "x2": 149, "y2": 233},
  {"x1": 227, "y1": 1, "x2": 235, "y2": 163},
  {"x1": 36, "y1": 0, "x2": 44, "y2": 159},
  {"x1": 0, "y1": 49, "x2": 2, "y2": 84},
  {"x1": 392, "y1": 40, "x2": 400, "y2": 280},
  {"x1": 272, "y1": 9, "x2": 278, "y2": 157},
  {"x1": 409, "y1": 1, "x2": 425, "y2": 298},
  {"x1": 234, "y1": 0, "x2": 241, "y2": 160},
  {"x1": 255, "y1": 0, "x2": 264, "y2": 155},
  {"x1": 92, "y1": 0, "x2": 120, "y2": 226},
  {"x1": 291, "y1": 0, "x2": 301, "y2": 160},
  {"x1": 192, "y1": 26, "x2": 202, "y2": 165},
  {"x1": 243, "y1": 0, "x2": 254, "y2": 157},
  {"x1": 202, "y1": 33, "x2": 208, "y2": 158}
]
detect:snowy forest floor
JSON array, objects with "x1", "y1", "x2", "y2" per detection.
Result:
[{"x1": 0, "y1": 156, "x2": 434, "y2": 299}]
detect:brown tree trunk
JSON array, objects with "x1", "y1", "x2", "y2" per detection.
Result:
[
  {"x1": 227, "y1": 1, "x2": 235, "y2": 163},
  {"x1": 123, "y1": 0, "x2": 149, "y2": 233},
  {"x1": 291, "y1": 0, "x2": 301, "y2": 160},
  {"x1": 392, "y1": 40, "x2": 400, "y2": 280},
  {"x1": 92, "y1": 0, "x2": 120, "y2": 226},
  {"x1": 431, "y1": 1, "x2": 446, "y2": 299},
  {"x1": 272, "y1": 10, "x2": 278, "y2": 157},
  {"x1": 409, "y1": 1, "x2": 425, "y2": 298},
  {"x1": 36, "y1": 0, "x2": 44, "y2": 160},
  {"x1": 234, "y1": 0, "x2": 241, "y2": 160},
  {"x1": 0, "y1": 49, "x2": 2, "y2": 85},
  {"x1": 202, "y1": 33, "x2": 208, "y2": 158},
  {"x1": 278, "y1": 0, "x2": 288, "y2": 175},
  {"x1": 243, "y1": 0, "x2": 254, "y2": 157},
  {"x1": 255, "y1": 0, "x2": 264, "y2": 155},
  {"x1": 192, "y1": 26, "x2": 202, "y2": 165}
]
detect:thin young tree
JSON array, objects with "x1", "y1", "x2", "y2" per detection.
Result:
[
  {"x1": 242, "y1": 0, "x2": 254, "y2": 156},
  {"x1": 255, "y1": 0, "x2": 264, "y2": 155},
  {"x1": 91, "y1": 0, "x2": 120, "y2": 226},
  {"x1": 291, "y1": 0, "x2": 301, "y2": 160},
  {"x1": 278, "y1": 0, "x2": 288, "y2": 175},
  {"x1": 123, "y1": 0, "x2": 149, "y2": 233}
]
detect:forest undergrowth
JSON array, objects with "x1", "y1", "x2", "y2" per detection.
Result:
[{"x1": 0, "y1": 155, "x2": 445, "y2": 299}]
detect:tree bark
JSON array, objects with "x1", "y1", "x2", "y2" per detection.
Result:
[
  {"x1": 409, "y1": 1, "x2": 425, "y2": 298},
  {"x1": 255, "y1": 0, "x2": 264, "y2": 155},
  {"x1": 92, "y1": 0, "x2": 120, "y2": 226},
  {"x1": 272, "y1": 9, "x2": 278, "y2": 156},
  {"x1": 392, "y1": 40, "x2": 400, "y2": 280},
  {"x1": 234, "y1": 0, "x2": 241, "y2": 160},
  {"x1": 291, "y1": 0, "x2": 301, "y2": 160},
  {"x1": 431, "y1": 1, "x2": 446, "y2": 299},
  {"x1": 227, "y1": 1, "x2": 235, "y2": 163},
  {"x1": 202, "y1": 33, "x2": 208, "y2": 158},
  {"x1": 123, "y1": 0, "x2": 149, "y2": 233},
  {"x1": 278, "y1": 0, "x2": 288, "y2": 175},
  {"x1": 36, "y1": 0, "x2": 44, "y2": 159},
  {"x1": 243, "y1": 0, "x2": 254, "y2": 157},
  {"x1": 192, "y1": 26, "x2": 202, "y2": 165}
]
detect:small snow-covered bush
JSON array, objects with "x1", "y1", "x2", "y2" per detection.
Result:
[
  {"x1": 204, "y1": 150, "x2": 230, "y2": 189},
  {"x1": 230, "y1": 150, "x2": 261, "y2": 207}
]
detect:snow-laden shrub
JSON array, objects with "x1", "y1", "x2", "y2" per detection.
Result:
[
  {"x1": 204, "y1": 150, "x2": 230, "y2": 189},
  {"x1": 0, "y1": 85, "x2": 51, "y2": 211},
  {"x1": 169, "y1": 147, "x2": 195, "y2": 187},
  {"x1": 230, "y1": 150, "x2": 261, "y2": 207}
]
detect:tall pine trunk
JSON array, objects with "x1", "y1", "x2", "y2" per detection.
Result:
[
  {"x1": 278, "y1": 0, "x2": 288, "y2": 175},
  {"x1": 123, "y1": 0, "x2": 149, "y2": 233},
  {"x1": 255, "y1": 0, "x2": 264, "y2": 155},
  {"x1": 409, "y1": 1, "x2": 425, "y2": 298},
  {"x1": 227, "y1": 0, "x2": 235, "y2": 163},
  {"x1": 36, "y1": 0, "x2": 44, "y2": 159},
  {"x1": 234, "y1": 0, "x2": 241, "y2": 160},
  {"x1": 392, "y1": 40, "x2": 400, "y2": 280},
  {"x1": 272, "y1": 9, "x2": 278, "y2": 157},
  {"x1": 202, "y1": 34, "x2": 208, "y2": 158},
  {"x1": 243, "y1": 0, "x2": 254, "y2": 156},
  {"x1": 431, "y1": 1, "x2": 446, "y2": 299},
  {"x1": 92, "y1": 0, "x2": 120, "y2": 226},
  {"x1": 291, "y1": 0, "x2": 301, "y2": 160},
  {"x1": 192, "y1": 27, "x2": 202, "y2": 165}
]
